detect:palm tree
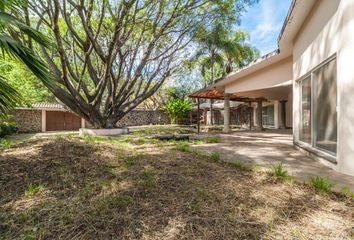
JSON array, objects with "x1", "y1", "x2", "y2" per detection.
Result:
[
  {"x1": 0, "y1": 0, "x2": 52, "y2": 116},
  {"x1": 196, "y1": 23, "x2": 227, "y2": 87},
  {"x1": 223, "y1": 30, "x2": 260, "y2": 74},
  {"x1": 195, "y1": 25, "x2": 259, "y2": 125},
  {"x1": 195, "y1": 23, "x2": 228, "y2": 125}
]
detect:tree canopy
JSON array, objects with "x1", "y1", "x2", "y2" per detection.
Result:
[{"x1": 20, "y1": 0, "x2": 258, "y2": 128}]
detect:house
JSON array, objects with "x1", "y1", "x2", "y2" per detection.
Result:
[{"x1": 190, "y1": 0, "x2": 354, "y2": 176}]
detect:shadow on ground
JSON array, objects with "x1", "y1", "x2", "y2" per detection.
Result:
[{"x1": 0, "y1": 136, "x2": 352, "y2": 239}]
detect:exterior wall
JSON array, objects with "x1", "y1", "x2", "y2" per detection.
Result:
[
  {"x1": 225, "y1": 57, "x2": 293, "y2": 95},
  {"x1": 115, "y1": 110, "x2": 169, "y2": 127},
  {"x1": 12, "y1": 109, "x2": 42, "y2": 133},
  {"x1": 293, "y1": 0, "x2": 354, "y2": 175}
]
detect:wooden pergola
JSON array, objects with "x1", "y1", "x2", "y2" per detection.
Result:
[{"x1": 189, "y1": 88, "x2": 261, "y2": 133}]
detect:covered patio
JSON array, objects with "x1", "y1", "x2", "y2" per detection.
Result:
[
  {"x1": 189, "y1": 84, "x2": 291, "y2": 133},
  {"x1": 189, "y1": 54, "x2": 293, "y2": 134}
]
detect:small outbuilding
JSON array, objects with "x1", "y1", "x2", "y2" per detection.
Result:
[{"x1": 13, "y1": 103, "x2": 85, "y2": 133}]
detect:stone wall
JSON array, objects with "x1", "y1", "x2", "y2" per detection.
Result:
[
  {"x1": 115, "y1": 110, "x2": 169, "y2": 127},
  {"x1": 12, "y1": 109, "x2": 42, "y2": 133},
  {"x1": 11, "y1": 109, "x2": 169, "y2": 132}
]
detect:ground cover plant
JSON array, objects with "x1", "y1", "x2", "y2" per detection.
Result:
[{"x1": 0, "y1": 126, "x2": 353, "y2": 239}]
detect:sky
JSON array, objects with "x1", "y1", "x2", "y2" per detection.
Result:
[{"x1": 239, "y1": 0, "x2": 292, "y2": 55}]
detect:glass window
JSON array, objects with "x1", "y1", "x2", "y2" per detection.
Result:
[
  {"x1": 262, "y1": 105, "x2": 274, "y2": 126},
  {"x1": 313, "y1": 58, "x2": 337, "y2": 154},
  {"x1": 299, "y1": 76, "x2": 312, "y2": 144}
]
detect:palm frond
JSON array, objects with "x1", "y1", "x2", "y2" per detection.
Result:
[
  {"x1": 0, "y1": 75, "x2": 21, "y2": 116},
  {"x1": 0, "y1": 34, "x2": 54, "y2": 87},
  {"x1": 0, "y1": 12, "x2": 51, "y2": 48}
]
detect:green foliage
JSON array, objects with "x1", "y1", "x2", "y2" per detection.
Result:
[
  {"x1": 0, "y1": 59, "x2": 54, "y2": 104},
  {"x1": 308, "y1": 176, "x2": 333, "y2": 194},
  {"x1": 271, "y1": 163, "x2": 293, "y2": 182},
  {"x1": 176, "y1": 141, "x2": 190, "y2": 152},
  {"x1": 340, "y1": 186, "x2": 354, "y2": 198},
  {"x1": 0, "y1": 138, "x2": 13, "y2": 149},
  {"x1": 25, "y1": 184, "x2": 46, "y2": 197},
  {"x1": 0, "y1": 76, "x2": 21, "y2": 116},
  {"x1": 205, "y1": 136, "x2": 220, "y2": 143},
  {"x1": 210, "y1": 152, "x2": 221, "y2": 162},
  {"x1": 0, "y1": 120, "x2": 17, "y2": 137},
  {"x1": 165, "y1": 99, "x2": 191, "y2": 124},
  {"x1": 272, "y1": 163, "x2": 288, "y2": 178},
  {"x1": 0, "y1": 1, "x2": 54, "y2": 115}
]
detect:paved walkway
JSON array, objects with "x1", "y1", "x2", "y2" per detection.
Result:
[{"x1": 192, "y1": 129, "x2": 354, "y2": 191}]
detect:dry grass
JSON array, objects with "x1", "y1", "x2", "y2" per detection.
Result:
[{"x1": 0, "y1": 128, "x2": 353, "y2": 239}]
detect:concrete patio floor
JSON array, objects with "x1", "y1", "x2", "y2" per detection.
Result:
[{"x1": 192, "y1": 129, "x2": 354, "y2": 192}]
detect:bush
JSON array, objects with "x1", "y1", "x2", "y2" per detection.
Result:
[
  {"x1": 205, "y1": 136, "x2": 220, "y2": 143},
  {"x1": 210, "y1": 152, "x2": 221, "y2": 162},
  {"x1": 164, "y1": 99, "x2": 191, "y2": 124},
  {"x1": 340, "y1": 186, "x2": 354, "y2": 198},
  {"x1": 271, "y1": 163, "x2": 292, "y2": 181},
  {"x1": 0, "y1": 138, "x2": 13, "y2": 149},
  {"x1": 308, "y1": 176, "x2": 333, "y2": 193},
  {"x1": 176, "y1": 141, "x2": 189, "y2": 152},
  {"x1": 0, "y1": 121, "x2": 17, "y2": 138},
  {"x1": 272, "y1": 163, "x2": 287, "y2": 178}
]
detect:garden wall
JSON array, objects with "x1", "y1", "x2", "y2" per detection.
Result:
[
  {"x1": 11, "y1": 109, "x2": 170, "y2": 133},
  {"x1": 115, "y1": 109, "x2": 170, "y2": 127},
  {"x1": 11, "y1": 109, "x2": 42, "y2": 133}
]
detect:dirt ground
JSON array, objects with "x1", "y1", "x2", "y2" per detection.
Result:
[{"x1": 0, "y1": 127, "x2": 353, "y2": 239}]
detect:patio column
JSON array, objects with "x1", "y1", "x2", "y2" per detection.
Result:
[
  {"x1": 197, "y1": 98, "x2": 200, "y2": 133},
  {"x1": 256, "y1": 99, "x2": 263, "y2": 131},
  {"x1": 279, "y1": 100, "x2": 287, "y2": 129},
  {"x1": 249, "y1": 102, "x2": 252, "y2": 130},
  {"x1": 253, "y1": 104, "x2": 257, "y2": 127},
  {"x1": 223, "y1": 93, "x2": 231, "y2": 133},
  {"x1": 274, "y1": 101, "x2": 280, "y2": 129}
]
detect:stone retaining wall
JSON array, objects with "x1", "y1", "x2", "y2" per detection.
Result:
[
  {"x1": 12, "y1": 109, "x2": 170, "y2": 132},
  {"x1": 12, "y1": 109, "x2": 42, "y2": 133},
  {"x1": 115, "y1": 110, "x2": 169, "y2": 127}
]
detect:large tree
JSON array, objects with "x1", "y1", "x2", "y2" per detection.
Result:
[
  {"x1": 0, "y1": 0, "x2": 53, "y2": 116},
  {"x1": 25, "y1": 0, "x2": 256, "y2": 128}
]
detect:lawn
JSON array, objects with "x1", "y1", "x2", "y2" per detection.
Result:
[{"x1": 0, "y1": 126, "x2": 353, "y2": 239}]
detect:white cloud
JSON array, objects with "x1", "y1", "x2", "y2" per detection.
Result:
[{"x1": 240, "y1": 0, "x2": 292, "y2": 55}]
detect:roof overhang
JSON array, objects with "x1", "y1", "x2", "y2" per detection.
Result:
[
  {"x1": 189, "y1": 87, "x2": 262, "y2": 102},
  {"x1": 212, "y1": 0, "x2": 317, "y2": 89}
]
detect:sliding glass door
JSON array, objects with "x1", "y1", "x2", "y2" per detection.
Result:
[
  {"x1": 313, "y1": 58, "x2": 337, "y2": 154},
  {"x1": 298, "y1": 57, "x2": 337, "y2": 156},
  {"x1": 299, "y1": 76, "x2": 311, "y2": 144}
]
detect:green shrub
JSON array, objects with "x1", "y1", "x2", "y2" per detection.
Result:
[
  {"x1": 271, "y1": 163, "x2": 292, "y2": 181},
  {"x1": 0, "y1": 121, "x2": 17, "y2": 138},
  {"x1": 340, "y1": 186, "x2": 354, "y2": 198},
  {"x1": 308, "y1": 176, "x2": 333, "y2": 193},
  {"x1": 164, "y1": 99, "x2": 191, "y2": 124},
  {"x1": 272, "y1": 163, "x2": 287, "y2": 178},
  {"x1": 210, "y1": 152, "x2": 221, "y2": 162},
  {"x1": 205, "y1": 136, "x2": 220, "y2": 143},
  {"x1": 0, "y1": 138, "x2": 13, "y2": 149},
  {"x1": 176, "y1": 141, "x2": 189, "y2": 152},
  {"x1": 25, "y1": 184, "x2": 46, "y2": 197}
]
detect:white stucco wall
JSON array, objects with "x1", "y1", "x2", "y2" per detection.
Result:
[
  {"x1": 293, "y1": 0, "x2": 354, "y2": 176},
  {"x1": 225, "y1": 57, "x2": 293, "y2": 94}
]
